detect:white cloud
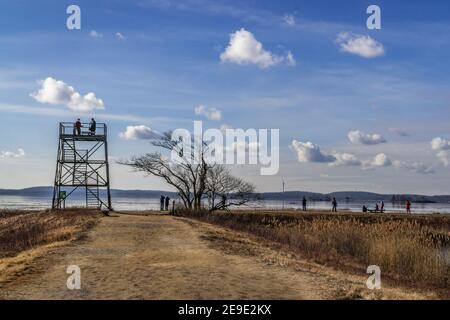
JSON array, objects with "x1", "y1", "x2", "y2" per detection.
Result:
[
  {"x1": 436, "y1": 151, "x2": 449, "y2": 166},
  {"x1": 119, "y1": 125, "x2": 159, "y2": 140},
  {"x1": 362, "y1": 153, "x2": 392, "y2": 170},
  {"x1": 291, "y1": 140, "x2": 336, "y2": 163},
  {"x1": 1, "y1": 148, "x2": 25, "y2": 159},
  {"x1": 30, "y1": 77, "x2": 105, "y2": 112},
  {"x1": 194, "y1": 105, "x2": 222, "y2": 121},
  {"x1": 283, "y1": 14, "x2": 296, "y2": 26},
  {"x1": 348, "y1": 130, "x2": 386, "y2": 145},
  {"x1": 393, "y1": 160, "x2": 434, "y2": 175},
  {"x1": 291, "y1": 137, "x2": 395, "y2": 171},
  {"x1": 285, "y1": 51, "x2": 297, "y2": 67},
  {"x1": 431, "y1": 137, "x2": 450, "y2": 166},
  {"x1": 336, "y1": 32, "x2": 385, "y2": 58},
  {"x1": 431, "y1": 137, "x2": 450, "y2": 151},
  {"x1": 220, "y1": 28, "x2": 295, "y2": 68},
  {"x1": 90, "y1": 30, "x2": 103, "y2": 38},
  {"x1": 115, "y1": 32, "x2": 126, "y2": 40},
  {"x1": 329, "y1": 152, "x2": 361, "y2": 167}
]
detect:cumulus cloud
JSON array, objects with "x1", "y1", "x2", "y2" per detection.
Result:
[
  {"x1": 119, "y1": 125, "x2": 159, "y2": 140},
  {"x1": 348, "y1": 130, "x2": 386, "y2": 145},
  {"x1": 283, "y1": 14, "x2": 296, "y2": 26},
  {"x1": 431, "y1": 137, "x2": 450, "y2": 151},
  {"x1": 336, "y1": 32, "x2": 385, "y2": 58},
  {"x1": 329, "y1": 152, "x2": 361, "y2": 167},
  {"x1": 90, "y1": 30, "x2": 103, "y2": 38},
  {"x1": 115, "y1": 32, "x2": 126, "y2": 40},
  {"x1": 1, "y1": 148, "x2": 25, "y2": 159},
  {"x1": 362, "y1": 153, "x2": 392, "y2": 170},
  {"x1": 393, "y1": 160, "x2": 434, "y2": 175},
  {"x1": 431, "y1": 137, "x2": 450, "y2": 166},
  {"x1": 291, "y1": 140, "x2": 336, "y2": 163},
  {"x1": 220, "y1": 28, "x2": 295, "y2": 68},
  {"x1": 194, "y1": 105, "x2": 222, "y2": 121},
  {"x1": 30, "y1": 77, "x2": 105, "y2": 112}
]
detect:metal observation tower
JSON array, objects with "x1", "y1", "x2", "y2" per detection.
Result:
[{"x1": 52, "y1": 122, "x2": 112, "y2": 210}]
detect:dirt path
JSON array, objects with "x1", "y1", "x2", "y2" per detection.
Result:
[{"x1": 0, "y1": 214, "x2": 432, "y2": 300}]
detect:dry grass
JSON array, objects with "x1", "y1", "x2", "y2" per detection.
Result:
[
  {"x1": 0, "y1": 209, "x2": 100, "y2": 259},
  {"x1": 178, "y1": 210, "x2": 450, "y2": 292}
]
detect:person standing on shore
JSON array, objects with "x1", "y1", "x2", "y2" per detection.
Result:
[
  {"x1": 380, "y1": 201, "x2": 385, "y2": 213},
  {"x1": 406, "y1": 200, "x2": 411, "y2": 214},
  {"x1": 165, "y1": 196, "x2": 170, "y2": 211},
  {"x1": 160, "y1": 195, "x2": 165, "y2": 211},
  {"x1": 331, "y1": 198, "x2": 337, "y2": 212},
  {"x1": 302, "y1": 197, "x2": 307, "y2": 211}
]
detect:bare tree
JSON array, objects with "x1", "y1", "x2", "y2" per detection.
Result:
[
  {"x1": 119, "y1": 132, "x2": 211, "y2": 210},
  {"x1": 119, "y1": 132, "x2": 258, "y2": 211},
  {"x1": 205, "y1": 165, "x2": 257, "y2": 211}
]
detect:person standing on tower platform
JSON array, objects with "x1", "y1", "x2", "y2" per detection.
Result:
[
  {"x1": 89, "y1": 118, "x2": 97, "y2": 135},
  {"x1": 75, "y1": 118, "x2": 82, "y2": 135}
]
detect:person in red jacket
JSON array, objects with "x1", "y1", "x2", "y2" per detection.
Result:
[
  {"x1": 74, "y1": 118, "x2": 82, "y2": 135},
  {"x1": 406, "y1": 200, "x2": 411, "y2": 214}
]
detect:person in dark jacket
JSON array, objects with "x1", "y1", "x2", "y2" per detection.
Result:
[
  {"x1": 89, "y1": 118, "x2": 96, "y2": 135},
  {"x1": 165, "y1": 196, "x2": 170, "y2": 211},
  {"x1": 74, "y1": 118, "x2": 82, "y2": 135},
  {"x1": 160, "y1": 195, "x2": 165, "y2": 211},
  {"x1": 331, "y1": 198, "x2": 338, "y2": 212},
  {"x1": 302, "y1": 197, "x2": 307, "y2": 211}
]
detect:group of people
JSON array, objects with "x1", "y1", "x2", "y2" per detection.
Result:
[
  {"x1": 160, "y1": 195, "x2": 171, "y2": 211},
  {"x1": 362, "y1": 200, "x2": 412, "y2": 214},
  {"x1": 362, "y1": 201, "x2": 385, "y2": 213},
  {"x1": 74, "y1": 118, "x2": 97, "y2": 136},
  {"x1": 301, "y1": 197, "x2": 413, "y2": 214}
]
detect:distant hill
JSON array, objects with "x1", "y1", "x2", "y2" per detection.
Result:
[
  {"x1": 0, "y1": 187, "x2": 177, "y2": 199},
  {"x1": 260, "y1": 191, "x2": 450, "y2": 203},
  {"x1": 1, "y1": 187, "x2": 449, "y2": 203}
]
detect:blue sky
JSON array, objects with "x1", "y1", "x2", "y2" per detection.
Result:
[{"x1": 0, "y1": 0, "x2": 449, "y2": 194}]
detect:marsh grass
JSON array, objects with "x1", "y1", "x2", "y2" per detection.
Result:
[
  {"x1": 179, "y1": 210, "x2": 450, "y2": 289},
  {"x1": 0, "y1": 209, "x2": 100, "y2": 258}
]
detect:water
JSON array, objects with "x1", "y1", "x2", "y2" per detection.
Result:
[
  {"x1": 254, "y1": 200, "x2": 450, "y2": 214},
  {"x1": 0, "y1": 195, "x2": 161, "y2": 211},
  {"x1": 1, "y1": 195, "x2": 450, "y2": 214}
]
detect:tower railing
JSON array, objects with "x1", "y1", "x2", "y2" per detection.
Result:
[{"x1": 59, "y1": 122, "x2": 107, "y2": 137}]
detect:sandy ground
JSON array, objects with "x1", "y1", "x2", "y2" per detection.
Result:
[{"x1": 0, "y1": 213, "x2": 435, "y2": 300}]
